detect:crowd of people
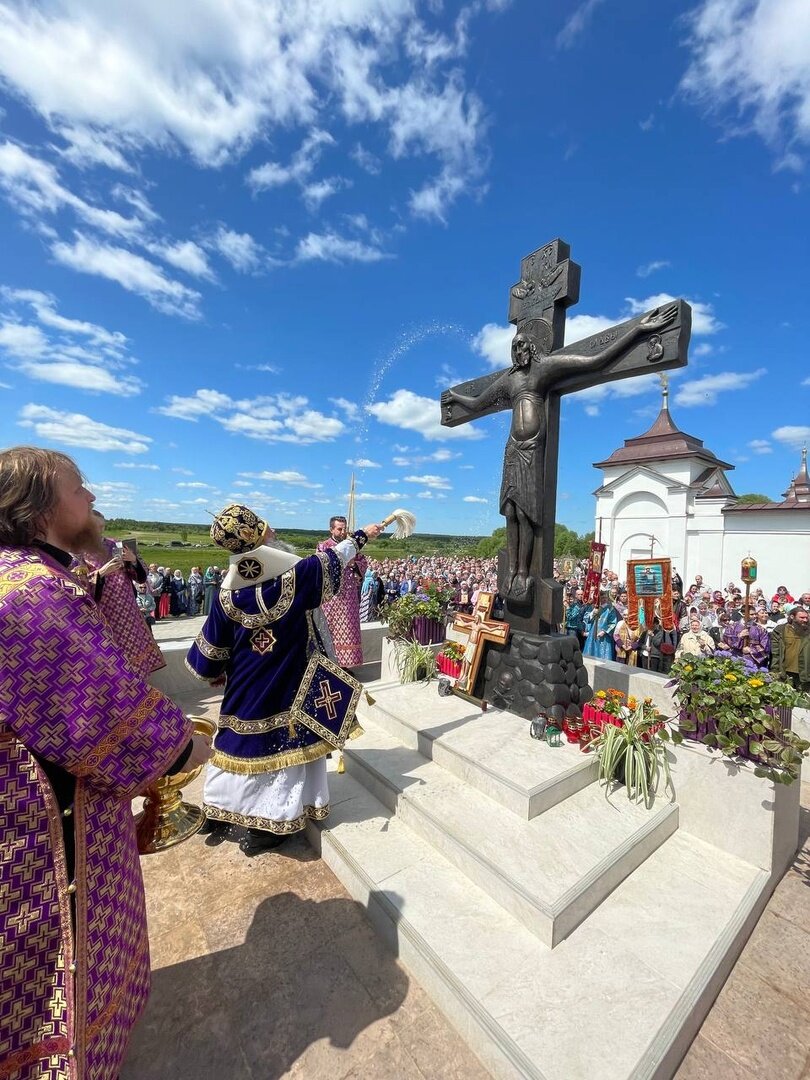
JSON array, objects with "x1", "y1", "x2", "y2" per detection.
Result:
[
  {"x1": 359, "y1": 553, "x2": 499, "y2": 621},
  {"x1": 562, "y1": 566, "x2": 810, "y2": 692},
  {"x1": 355, "y1": 552, "x2": 808, "y2": 693},
  {"x1": 140, "y1": 563, "x2": 216, "y2": 619}
]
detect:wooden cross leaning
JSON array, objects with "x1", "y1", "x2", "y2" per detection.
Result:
[{"x1": 452, "y1": 591, "x2": 510, "y2": 698}]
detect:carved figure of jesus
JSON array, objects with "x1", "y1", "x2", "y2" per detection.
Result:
[{"x1": 443, "y1": 304, "x2": 677, "y2": 603}]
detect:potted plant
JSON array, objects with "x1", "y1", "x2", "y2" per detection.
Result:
[
  {"x1": 395, "y1": 639, "x2": 439, "y2": 684},
  {"x1": 589, "y1": 700, "x2": 680, "y2": 806},
  {"x1": 383, "y1": 584, "x2": 453, "y2": 644},
  {"x1": 668, "y1": 655, "x2": 808, "y2": 784},
  {"x1": 437, "y1": 640, "x2": 464, "y2": 678}
]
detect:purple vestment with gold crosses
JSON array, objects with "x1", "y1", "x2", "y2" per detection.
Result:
[
  {"x1": 0, "y1": 547, "x2": 191, "y2": 1080},
  {"x1": 74, "y1": 538, "x2": 165, "y2": 680},
  {"x1": 317, "y1": 537, "x2": 367, "y2": 667}
]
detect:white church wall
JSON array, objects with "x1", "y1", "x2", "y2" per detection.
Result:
[
  {"x1": 721, "y1": 512, "x2": 810, "y2": 595},
  {"x1": 684, "y1": 504, "x2": 726, "y2": 589}
]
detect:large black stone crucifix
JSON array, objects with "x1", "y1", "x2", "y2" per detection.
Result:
[{"x1": 441, "y1": 239, "x2": 691, "y2": 635}]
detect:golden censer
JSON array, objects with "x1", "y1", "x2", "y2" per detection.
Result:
[{"x1": 136, "y1": 716, "x2": 216, "y2": 854}]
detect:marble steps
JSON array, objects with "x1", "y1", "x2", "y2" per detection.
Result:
[
  {"x1": 358, "y1": 680, "x2": 597, "y2": 819},
  {"x1": 343, "y1": 715, "x2": 679, "y2": 948},
  {"x1": 308, "y1": 767, "x2": 768, "y2": 1080}
]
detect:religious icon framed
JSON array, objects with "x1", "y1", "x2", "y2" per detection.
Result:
[{"x1": 626, "y1": 557, "x2": 674, "y2": 631}]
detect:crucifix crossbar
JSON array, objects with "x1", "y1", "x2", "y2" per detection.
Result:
[{"x1": 440, "y1": 238, "x2": 691, "y2": 636}]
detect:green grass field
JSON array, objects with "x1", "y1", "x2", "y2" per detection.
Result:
[{"x1": 105, "y1": 519, "x2": 488, "y2": 577}]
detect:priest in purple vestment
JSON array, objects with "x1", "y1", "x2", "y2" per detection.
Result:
[
  {"x1": 0, "y1": 446, "x2": 211, "y2": 1080},
  {"x1": 317, "y1": 514, "x2": 368, "y2": 669},
  {"x1": 187, "y1": 504, "x2": 382, "y2": 855}
]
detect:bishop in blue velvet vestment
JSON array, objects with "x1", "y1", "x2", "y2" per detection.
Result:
[{"x1": 187, "y1": 505, "x2": 374, "y2": 835}]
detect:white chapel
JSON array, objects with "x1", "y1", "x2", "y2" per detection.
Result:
[{"x1": 592, "y1": 384, "x2": 810, "y2": 594}]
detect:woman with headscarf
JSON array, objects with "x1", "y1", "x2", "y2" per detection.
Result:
[
  {"x1": 203, "y1": 565, "x2": 221, "y2": 615},
  {"x1": 358, "y1": 567, "x2": 378, "y2": 623},
  {"x1": 187, "y1": 565, "x2": 204, "y2": 615},
  {"x1": 157, "y1": 566, "x2": 172, "y2": 619},
  {"x1": 169, "y1": 568, "x2": 187, "y2": 616}
]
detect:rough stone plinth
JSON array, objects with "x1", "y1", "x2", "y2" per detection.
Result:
[{"x1": 483, "y1": 631, "x2": 593, "y2": 724}]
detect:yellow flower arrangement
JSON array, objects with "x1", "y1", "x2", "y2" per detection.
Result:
[
  {"x1": 748, "y1": 677, "x2": 764, "y2": 688},
  {"x1": 723, "y1": 673, "x2": 737, "y2": 682}
]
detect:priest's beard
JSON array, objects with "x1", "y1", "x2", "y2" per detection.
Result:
[{"x1": 72, "y1": 516, "x2": 106, "y2": 559}]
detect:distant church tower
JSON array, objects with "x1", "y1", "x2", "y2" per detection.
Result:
[
  {"x1": 592, "y1": 379, "x2": 735, "y2": 579},
  {"x1": 592, "y1": 385, "x2": 810, "y2": 590}
]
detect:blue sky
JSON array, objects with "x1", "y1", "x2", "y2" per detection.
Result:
[{"x1": 0, "y1": 0, "x2": 807, "y2": 537}]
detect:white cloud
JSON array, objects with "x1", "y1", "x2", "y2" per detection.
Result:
[
  {"x1": 0, "y1": 289, "x2": 143, "y2": 395},
  {"x1": 463, "y1": 495, "x2": 488, "y2": 503},
  {"x1": 18, "y1": 404, "x2": 151, "y2": 453},
  {"x1": 346, "y1": 457, "x2": 381, "y2": 468},
  {"x1": 158, "y1": 388, "x2": 345, "y2": 444},
  {"x1": 248, "y1": 129, "x2": 335, "y2": 191},
  {"x1": 682, "y1": 0, "x2": 810, "y2": 170},
  {"x1": 472, "y1": 322, "x2": 514, "y2": 369},
  {"x1": 0, "y1": 321, "x2": 47, "y2": 357},
  {"x1": 368, "y1": 388, "x2": 484, "y2": 441},
  {"x1": 13, "y1": 359, "x2": 141, "y2": 396},
  {"x1": 693, "y1": 342, "x2": 714, "y2": 357},
  {"x1": 636, "y1": 259, "x2": 671, "y2": 278},
  {"x1": 331, "y1": 397, "x2": 360, "y2": 421},
  {"x1": 295, "y1": 231, "x2": 390, "y2": 264},
  {"x1": 675, "y1": 368, "x2": 767, "y2": 407},
  {"x1": 748, "y1": 439, "x2": 773, "y2": 454},
  {"x1": 209, "y1": 227, "x2": 264, "y2": 272},
  {"x1": 176, "y1": 481, "x2": 212, "y2": 489},
  {"x1": 403, "y1": 473, "x2": 451, "y2": 489},
  {"x1": 151, "y1": 239, "x2": 214, "y2": 280},
  {"x1": 0, "y1": 2, "x2": 498, "y2": 223},
  {"x1": 354, "y1": 490, "x2": 403, "y2": 501},
  {"x1": 302, "y1": 176, "x2": 351, "y2": 210},
  {"x1": 114, "y1": 461, "x2": 160, "y2": 470},
  {"x1": 563, "y1": 314, "x2": 618, "y2": 343},
  {"x1": 556, "y1": 0, "x2": 606, "y2": 49},
  {"x1": 802, "y1": 376, "x2": 810, "y2": 386},
  {"x1": 2, "y1": 288, "x2": 127, "y2": 351},
  {"x1": 57, "y1": 127, "x2": 134, "y2": 172},
  {"x1": 0, "y1": 141, "x2": 142, "y2": 238},
  {"x1": 351, "y1": 142, "x2": 382, "y2": 174},
  {"x1": 172, "y1": 467, "x2": 194, "y2": 475},
  {"x1": 238, "y1": 469, "x2": 322, "y2": 489},
  {"x1": 772, "y1": 425, "x2": 810, "y2": 449},
  {"x1": 52, "y1": 234, "x2": 202, "y2": 318}
]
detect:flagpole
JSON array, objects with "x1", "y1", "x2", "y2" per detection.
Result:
[{"x1": 347, "y1": 472, "x2": 356, "y2": 533}]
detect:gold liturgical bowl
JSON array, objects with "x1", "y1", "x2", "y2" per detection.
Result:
[{"x1": 136, "y1": 716, "x2": 216, "y2": 855}]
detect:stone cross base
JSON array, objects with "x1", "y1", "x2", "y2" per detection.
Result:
[{"x1": 483, "y1": 632, "x2": 593, "y2": 724}]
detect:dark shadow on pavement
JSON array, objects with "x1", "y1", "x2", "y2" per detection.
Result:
[{"x1": 123, "y1": 891, "x2": 409, "y2": 1079}]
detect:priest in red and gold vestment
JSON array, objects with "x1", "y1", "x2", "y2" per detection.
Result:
[{"x1": 0, "y1": 447, "x2": 210, "y2": 1080}]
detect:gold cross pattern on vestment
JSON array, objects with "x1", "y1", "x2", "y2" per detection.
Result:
[{"x1": 314, "y1": 679, "x2": 342, "y2": 721}]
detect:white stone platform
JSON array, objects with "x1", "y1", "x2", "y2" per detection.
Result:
[{"x1": 308, "y1": 677, "x2": 800, "y2": 1080}]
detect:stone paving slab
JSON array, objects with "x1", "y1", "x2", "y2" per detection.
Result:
[{"x1": 124, "y1": 768, "x2": 492, "y2": 1080}]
